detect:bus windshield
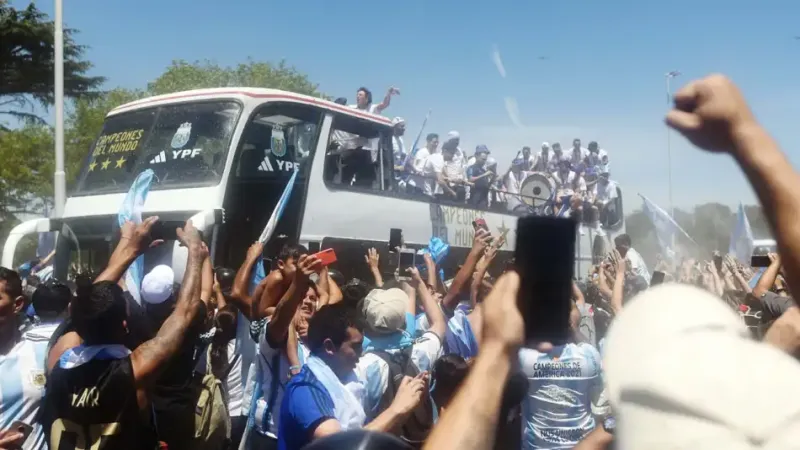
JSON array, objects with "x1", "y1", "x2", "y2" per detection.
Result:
[{"x1": 73, "y1": 100, "x2": 242, "y2": 195}]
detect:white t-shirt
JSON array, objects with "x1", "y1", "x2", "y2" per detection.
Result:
[
  {"x1": 592, "y1": 180, "x2": 618, "y2": 204},
  {"x1": 0, "y1": 339, "x2": 48, "y2": 450},
  {"x1": 505, "y1": 170, "x2": 525, "y2": 212},
  {"x1": 355, "y1": 332, "x2": 443, "y2": 420},
  {"x1": 423, "y1": 153, "x2": 446, "y2": 196},
  {"x1": 348, "y1": 104, "x2": 381, "y2": 161},
  {"x1": 408, "y1": 147, "x2": 431, "y2": 189},
  {"x1": 626, "y1": 248, "x2": 651, "y2": 283},
  {"x1": 253, "y1": 322, "x2": 310, "y2": 438}
]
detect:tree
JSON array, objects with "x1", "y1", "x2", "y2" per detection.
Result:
[
  {"x1": 0, "y1": 0, "x2": 105, "y2": 125},
  {"x1": 146, "y1": 59, "x2": 322, "y2": 97}
]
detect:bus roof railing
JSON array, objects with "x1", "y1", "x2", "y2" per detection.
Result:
[{"x1": 109, "y1": 87, "x2": 394, "y2": 126}]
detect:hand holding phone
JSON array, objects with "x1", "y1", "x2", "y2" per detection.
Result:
[
  {"x1": 398, "y1": 249, "x2": 416, "y2": 277},
  {"x1": 7, "y1": 420, "x2": 32, "y2": 445},
  {"x1": 312, "y1": 248, "x2": 337, "y2": 266}
]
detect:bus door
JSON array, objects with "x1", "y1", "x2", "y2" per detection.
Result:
[{"x1": 219, "y1": 102, "x2": 324, "y2": 267}]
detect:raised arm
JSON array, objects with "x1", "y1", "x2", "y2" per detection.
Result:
[
  {"x1": 266, "y1": 255, "x2": 322, "y2": 346},
  {"x1": 228, "y1": 242, "x2": 265, "y2": 320},
  {"x1": 94, "y1": 216, "x2": 162, "y2": 285},
  {"x1": 130, "y1": 221, "x2": 207, "y2": 392},
  {"x1": 667, "y1": 74, "x2": 800, "y2": 306},
  {"x1": 754, "y1": 253, "x2": 781, "y2": 298},
  {"x1": 409, "y1": 267, "x2": 446, "y2": 340},
  {"x1": 442, "y1": 229, "x2": 491, "y2": 311},
  {"x1": 373, "y1": 86, "x2": 399, "y2": 114}
]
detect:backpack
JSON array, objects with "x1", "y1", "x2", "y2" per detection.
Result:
[
  {"x1": 370, "y1": 348, "x2": 434, "y2": 449},
  {"x1": 192, "y1": 348, "x2": 233, "y2": 450}
]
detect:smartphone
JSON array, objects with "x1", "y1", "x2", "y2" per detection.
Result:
[
  {"x1": 472, "y1": 218, "x2": 489, "y2": 232},
  {"x1": 651, "y1": 270, "x2": 666, "y2": 286},
  {"x1": 148, "y1": 220, "x2": 179, "y2": 242},
  {"x1": 515, "y1": 216, "x2": 576, "y2": 345},
  {"x1": 10, "y1": 420, "x2": 32, "y2": 443},
  {"x1": 398, "y1": 249, "x2": 416, "y2": 275},
  {"x1": 307, "y1": 241, "x2": 321, "y2": 254},
  {"x1": 312, "y1": 248, "x2": 337, "y2": 266},
  {"x1": 389, "y1": 228, "x2": 403, "y2": 252},
  {"x1": 751, "y1": 254, "x2": 771, "y2": 268}
]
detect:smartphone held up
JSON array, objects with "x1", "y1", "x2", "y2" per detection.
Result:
[{"x1": 514, "y1": 216, "x2": 577, "y2": 346}]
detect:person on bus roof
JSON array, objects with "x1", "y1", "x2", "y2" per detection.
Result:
[{"x1": 351, "y1": 86, "x2": 399, "y2": 115}]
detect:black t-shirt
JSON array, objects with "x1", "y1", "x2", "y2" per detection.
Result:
[
  {"x1": 41, "y1": 357, "x2": 159, "y2": 450},
  {"x1": 148, "y1": 301, "x2": 208, "y2": 450},
  {"x1": 467, "y1": 163, "x2": 491, "y2": 188}
]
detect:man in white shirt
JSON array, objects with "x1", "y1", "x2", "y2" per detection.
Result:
[
  {"x1": 552, "y1": 142, "x2": 567, "y2": 163},
  {"x1": 390, "y1": 118, "x2": 407, "y2": 188},
  {"x1": 589, "y1": 170, "x2": 618, "y2": 233},
  {"x1": 568, "y1": 138, "x2": 589, "y2": 167},
  {"x1": 515, "y1": 146, "x2": 538, "y2": 172},
  {"x1": 350, "y1": 86, "x2": 399, "y2": 115},
  {"x1": 614, "y1": 234, "x2": 651, "y2": 284},
  {"x1": 407, "y1": 133, "x2": 439, "y2": 195},
  {"x1": 504, "y1": 159, "x2": 526, "y2": 213}
]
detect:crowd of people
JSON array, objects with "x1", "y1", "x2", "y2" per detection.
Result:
[
  {"x1": 4, "y1": 74, "x2": 800, "y2": 450},
  {"x1": 328, "y1": 87, "x2": 618, "y2": 228}
]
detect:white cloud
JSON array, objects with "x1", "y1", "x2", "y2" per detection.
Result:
[
  {"x1": 491, "y1": 45, "x2": 507, "y2": 78},
  {"x1": 503, "y1": 97, "x2": 524, "y2": 128}
]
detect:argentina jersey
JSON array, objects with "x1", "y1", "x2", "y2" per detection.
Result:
[
  {"x1": 0, "y1": 339, "x2": 48, "y2": 450},
  {"x1": 518, "y1": 343, "x2": 603, "y2": 450}
]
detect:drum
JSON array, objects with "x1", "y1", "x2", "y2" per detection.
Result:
[{"x1": 519, "y1": 172, "x2": 556, "y2": 207}]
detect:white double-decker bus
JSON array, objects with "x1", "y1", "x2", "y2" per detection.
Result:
[{"x1": 2, "y1": 88, "x2": 625, "y2": 281}]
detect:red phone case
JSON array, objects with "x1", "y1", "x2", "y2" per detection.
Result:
[{"x1": 313, "y1": 248, "x2": 337, "y2": 266}]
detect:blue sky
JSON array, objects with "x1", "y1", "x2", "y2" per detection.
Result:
[{"x1": 17, "y1": 0, "x2": 800, "y2": 214}]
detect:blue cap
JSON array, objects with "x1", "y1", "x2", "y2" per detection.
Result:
[{"x1": 475, "y1": 145, "x2": 490, "y2": 154}]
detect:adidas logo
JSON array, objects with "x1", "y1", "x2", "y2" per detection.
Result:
[
  {"x1": 258, "y1": 157, "x2": 274, "y2": 172},
  {"x1": 150, "y1": 151, "x2": 167, "y2": 164}
]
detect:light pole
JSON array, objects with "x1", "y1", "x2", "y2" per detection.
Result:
[
  {"x1": 54, "y1": 0, "x2": 65, "y2": 217},
  {"x1": 665, "y1": 71, "x2": 680, "y2": 218}
]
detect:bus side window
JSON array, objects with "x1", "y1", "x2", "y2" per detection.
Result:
[
  {"x1": 234, "y1": 102, "x2": 321, "y2": 180},
  {"x1": 324, "y1": 114, "x2": 392, "y2": 191}
]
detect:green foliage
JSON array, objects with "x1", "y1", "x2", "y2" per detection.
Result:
[
  {"x1": 146, "y1": 59, "x2": 322, "y2": 97},
  {"x1": 0, "y1": 0, "x2": 104, "y2": 126}
]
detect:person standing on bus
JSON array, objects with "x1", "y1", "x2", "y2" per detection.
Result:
[
  {"x1": 407, "y1": 133, "x2": 439, "y2": 196},
  {"x1": 352, "y1": 86, "x2": 399, "y2": 115},
  {"x1": 40, "y1": 219, "x2": 207, "y2": 450},
  {"x1": 391, "y1": 118, "x2": 407, "y2": 189},
  {"x1": 467, "y1": 146, "x2": 493, "y2": 208}
]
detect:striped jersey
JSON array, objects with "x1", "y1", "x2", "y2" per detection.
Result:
[
  {"x1": 518, "y1": 343, "x2": 603, "y2": 449},
  {"x1": 0, "y1": 339, "x2": 48, "y2": 450}
]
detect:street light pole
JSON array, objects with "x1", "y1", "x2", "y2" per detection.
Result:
[
  {"x1": 665, "y1": 71, "x2": 680, "y2": 219},
  {"x1": 54, "y1": 0, "x2": 65, "y2": 217}
]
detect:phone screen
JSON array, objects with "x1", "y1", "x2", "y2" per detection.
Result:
[
  {"x1": 751, "y1": 254, "x2": 771, "y2": 268},
  {"x1": 10, "y1": 420, "x2": 32, "y2": 441},
  {"x1": 514, "y1": 216, "x2": 576, "y2": 345},
  {"x1": 651, "y1": 270, "x2": 666, "y2": 286},
  {"x1": 389, "y1": 228, "x2": 402, "y2": 251},
  {"x1": 398, "y1": 250, "x2": 416, "y2": 273}
]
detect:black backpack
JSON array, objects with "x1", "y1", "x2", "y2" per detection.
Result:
[{"x1": 369, "y1": 348, "x2": 434, "y2": 449}]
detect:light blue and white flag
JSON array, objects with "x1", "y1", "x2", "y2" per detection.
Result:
[
  {"x1": 402, "y1": 109, "x2": 431, "y2": 168},
  {"x1": 117, "y1": 169, "x2": 155, "y2": 304},
  {"x1": 250, "y1": 169, "x2": 299, "y2": 293},
  {"x1": 640, "y1": 194, "x2": 696, "y2": 260},
  {"x1": 729, "y1": 202, "x2": 754, "y2": 264}
]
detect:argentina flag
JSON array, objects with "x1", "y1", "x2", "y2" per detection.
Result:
[
  {"x1": 729, "y1": 202, "x2": 754, "y2": 264},
  {"x1": 117, "y1": 169, "x2": 155, "y2": 304},
  {"x1": 250, "y1": 169, "x2": 299, "y2": 293},
  {"x1": 640, "y1": 194, "x2": 695, "y2": 259},
  {"x1": 401, "y1": 109, "x2": 431, "y2": 168}
]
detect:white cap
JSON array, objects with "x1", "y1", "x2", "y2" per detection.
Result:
[
  {"x1": 446, "y1": 131, "x2": 460, "y2": 141},
  {"x1": 392, "y1": 117, "x2": 405, "y2": 125},
  {"x1": 140, "y1": 265, "x2": 175, "y2": 305},
  {"x1": 604, "y1": 283, "x2": 800, "y2": 449},
  {"x1": 362, "y1": 288, "x2": 407, "y2": 335}
]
